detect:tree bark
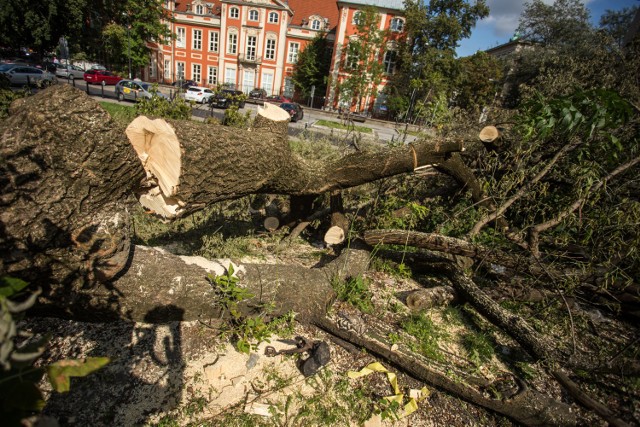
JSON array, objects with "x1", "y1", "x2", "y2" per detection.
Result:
[
  {"x1": 31, "y1": 245, "x2": 370, "y2": 323},
  {"x1": 0, "y1": 85, "x2": 461, "y2": 295}
]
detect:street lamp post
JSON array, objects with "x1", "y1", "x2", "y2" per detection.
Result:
[{"x1": 127, "y1": 20, "x2": 132, "y2": 79}]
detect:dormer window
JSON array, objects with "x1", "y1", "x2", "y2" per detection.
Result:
[
  {"x1": 390, "y1": 17, "x2": 404, "y2": 32},
  {"x1": 229, "y1": 7, "x2": 239, "y2": 19},
  {"x1": 249, "y1": 10, "x2": 259, "y2": 21},
  {"x1": 311, "y1": 19, "x2": 321, "y2": 30},
  {"x1": 195, "y1": 4, "x2": 204, "y2": 15}
]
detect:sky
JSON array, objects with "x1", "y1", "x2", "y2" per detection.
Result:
[{"x1": 456, "y1": 0, "x2": 640, "y2": 57}]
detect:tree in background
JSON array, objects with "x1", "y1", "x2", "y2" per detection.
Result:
[
  {"x1": 516, "y1": 0, "x2": 593, "y2": 49},
  {"x1": 386, "y1": 0, "x2": 489, "y2": 122},
  {"x1": 453, "y1": 51, "x2": 503, "y2": 113},
  {"x1": 334, "y1": 7, "x2": 386, "y2": 113},
  {"x1": 599, "y1": 5, "x2": 639, "y2": 48},
  {"x1": 0, "y1": 0, "x2": 171, "y2": 76},
  {"x1": 292, "y1": 35, "x2": 332, "y2": 99}
]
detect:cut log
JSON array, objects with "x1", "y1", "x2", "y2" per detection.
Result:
[
  {"x1": 263, "y1": 216, "x2": 280, "y2": 232},
  {"x1": 479, "y1": 125, "x2": 499, "y2": 143},
  {"x1": 31, "y1": 245, "x2": 370, "y2": 323},
  {"x1": 0, "y1": 86, "x2": 462, "y2": 293},
  {"x1": 324, "y1": 226, "x2": 346, "y2": 245},
  {"x1": 405, "y1": 286, "x2": 458, "y2": 310}
]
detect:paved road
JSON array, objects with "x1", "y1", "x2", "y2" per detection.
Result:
[{"x1": 60, "y1": 78, "x2": 415, "y2": 143}]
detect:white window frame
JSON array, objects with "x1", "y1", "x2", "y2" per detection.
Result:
[
  {"x1": 176, "y1": 27, "x2": 186, "y2": 48},
  {"x1": 265, "y1": 37, "x2": 276, "y2": 60},
  {"x1": 229, "y1": 7, "x2": 239, "y2": 18},
  {"x1": 390, "y1": 17, "x2": 404, "y2": 32},
  {"x1": 225, "y1": 66, "x2": 236, "y2": 86},
  {"x1": 176, "y1": 61, "x2": 185, "y2": 80},
  {"x1": 311, "y1": 19, "x2": 321, "y2": 30},
  {"x1": 268, "y1": 12, "x2": 279, "y2": 23},
  {"x1": 193, "y1": 29, "x2": 202, "y2": 50},
  {"x1": 195, "y1": 4, "x2": 204, "y2": 14},
  {"x1": 248, "y1": 10, "x2": 259, "y2": 21},
  {"x1": 207, "y1": 66, "x2": 218, "y2": 85},
  {"x1": 228, "y1": 31, "x2": 238, "y2": 54},
  {"x1": 192, "y1": 63, "x2": 201, "y2": 83},
  {"x1": 164, "y1": 59, "x2": 171, "y2": 78},
  {"x1": 261, "y1": 72, "x2": 274, "y2": 94},
  {"x1": 209, "y1": 31, "x2": 219, "y2": 52},
  {"x1": 383, "y1": 50, "x2": 396, "y2": 74},
  {"x1": 246, "y1": 35, "x2": 257, "y2": 61},
  {"x1": 243, "y1": 69, "x2": 255, "y2": 93},
  {"x1": 287, "y1": 42, "x2": 300, "y2": 63}
]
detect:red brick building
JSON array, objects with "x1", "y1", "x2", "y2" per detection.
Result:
[{"x1": 145, "y1": 0, "x2": 404, "y2": 111}]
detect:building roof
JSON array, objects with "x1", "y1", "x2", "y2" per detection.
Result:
[
  {"x1": 287, "y1": 0, "x2": 340, "y2": 29},
  {"x1": 337, "y1": 0, "x2": 404, "y2": 12}
]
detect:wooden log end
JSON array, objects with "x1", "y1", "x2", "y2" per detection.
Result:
[
  {"x1": 264, "y1": 216, "x2": 280, "y2": 232},
  {"x1": 126, "y1": 116, "x2": 181, "y2": 198},
  {"x1": 324, "y1": 226, "x2": 345, "y2": 245},
  {"x1": 257, "y1": 101, "x2": 292, "y2": 122},
  {"x1": 479, "y1": 126, "x2": 499, "y2": 143}
]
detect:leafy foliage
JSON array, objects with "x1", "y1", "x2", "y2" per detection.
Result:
[
  {"x1": 335, "y1": 7, "x2": 386, "y2": 113},
  {"x1": 400, "y1": 311, "x2": 447, "y2": 361},
  {"x1": 208, "y1": 265, "x2": 295, "y2": 353},
  {"x1": 0, "y1": 278, "x2": 108, "y2": 425},
  {"x1": 292, "y1": 35, "x2": 333, "y2": 98},
  {"x1": 135, "y1": 86, "x2": 191, "y2": 120}
]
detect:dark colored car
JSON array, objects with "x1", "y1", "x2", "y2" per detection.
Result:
[
  {"x1": 266, "y1": 94, "x2": 290, "y2": 104},
  {"x1": 172, "y1": 79, "x2": 196, "y2": 90},
  {"x1": 83, "y1": 69, "x2": 123, "y2": 85},
  {"x1": 279, "y1": 102, "x2": 304, "y2": 122},
  {"x1": 249, "y1": 88, "x2": 267, "y2": 99},
  {"x1": 209, "y1": 89, "x2": 246, "y2": 109}
]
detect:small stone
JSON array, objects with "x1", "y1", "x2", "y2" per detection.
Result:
[
  {"x1": 390, "y1": 343, "x2": 399, "y2": 352},
  {"x1": 246, "y1": 352, "x2": 259, "y2": 370}
]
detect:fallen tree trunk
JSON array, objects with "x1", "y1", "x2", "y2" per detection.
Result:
[
  {"x1": 0, "y1": 86, "x2": 462, "y2": 293},
  {"x1": 32, "y1": 245, "x2": 370, "y2": 323},
  {"x1": 315, "y1": 315, "x2": 576, "y2": 426}
]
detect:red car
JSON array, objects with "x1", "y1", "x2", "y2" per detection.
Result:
[
  {"x1": 265, "y1": 94, "x2": 291, "y2": 104},
  {"x1": 83, "y1": 69, "x2": 123, "y2": 85}
]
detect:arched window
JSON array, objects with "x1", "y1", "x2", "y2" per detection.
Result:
[
  {"x1": 195, "y1": 4, "x2": 204, "y2": 15},
  {"x1": 229, "y1": 7, "x2": 239, "y2": 19},
  {"x1": 268, "y1": 12, "x2": 279, "y2": 23},
  {"x1": 390, "y1": 17, "x2": 404, "y2": 32},
  {"x1": 311, "y1": 19, "x2": 321, "y2": 30},
  {"x1": 249, "y1": 10, "x2": 259, "y2": 21}
]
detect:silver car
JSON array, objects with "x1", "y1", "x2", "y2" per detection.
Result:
[
  {"x1": 55, "y1": 64, "x2": 85, "y2": 80},
  {"x1": 2, "y1": 66, "x2": 55, "y2": 86},
  {"x1": 115, "y1": 80, "x2": 168, "y2": 102}
]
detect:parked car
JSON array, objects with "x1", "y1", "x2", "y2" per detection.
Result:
[
  {"x1": 0, "y1": 63, "x2": 19, "y2": 73},
  {"x1": 184, "y1": 86, "x2": 215, "y2": 104},
  {"x1": 265, "y1": 94, "x2": 290, "y2": 104},
  {"x1": 279, "y1": 102, "x2": 304, "y2": 122},
  {"x1": 83, "y1": 69, "x2": 123, "y2": 85},
  {"x1": 1, "y1": 66, "x2": 55, "y2": 86},
  {"x1": 209, "y1": 89, "x2": 246, "y2": 109},
  {"x1": 172, "y1": 79, "x2": 196, "y2": 90},
  {"x1": 55, "y1": 64, "x2": 85, "y2": 80},
  {"x1": 115, "y1": 80, "x2": 168, "y2": 102},
  {"x1": 249, "y1": 88, "x2": 267, "y2": 99}
]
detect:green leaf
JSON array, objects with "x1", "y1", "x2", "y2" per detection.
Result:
[
  {"x1": 0, "y1": 277, "x2": 29, "y2": 298},
  {"x1": 47, "y1": 357, "x2": 110, "y2": 393}
]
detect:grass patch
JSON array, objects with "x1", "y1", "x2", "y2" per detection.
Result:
[
  {"x1": 316, "y1": 119, "x2": 373, "y2": 134},
  {"x1": 100, "y1": 101, "x2": 137, "y2": 124},
  {"x1": 331, "y1": 275, "x2": 374, "y2": 313},
  {"x1": 400, "y1": 311, "x2": 447, "y2": 361},
  {"x1": 462, "y1": 331, "x2": 495, "y2": 368}
]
